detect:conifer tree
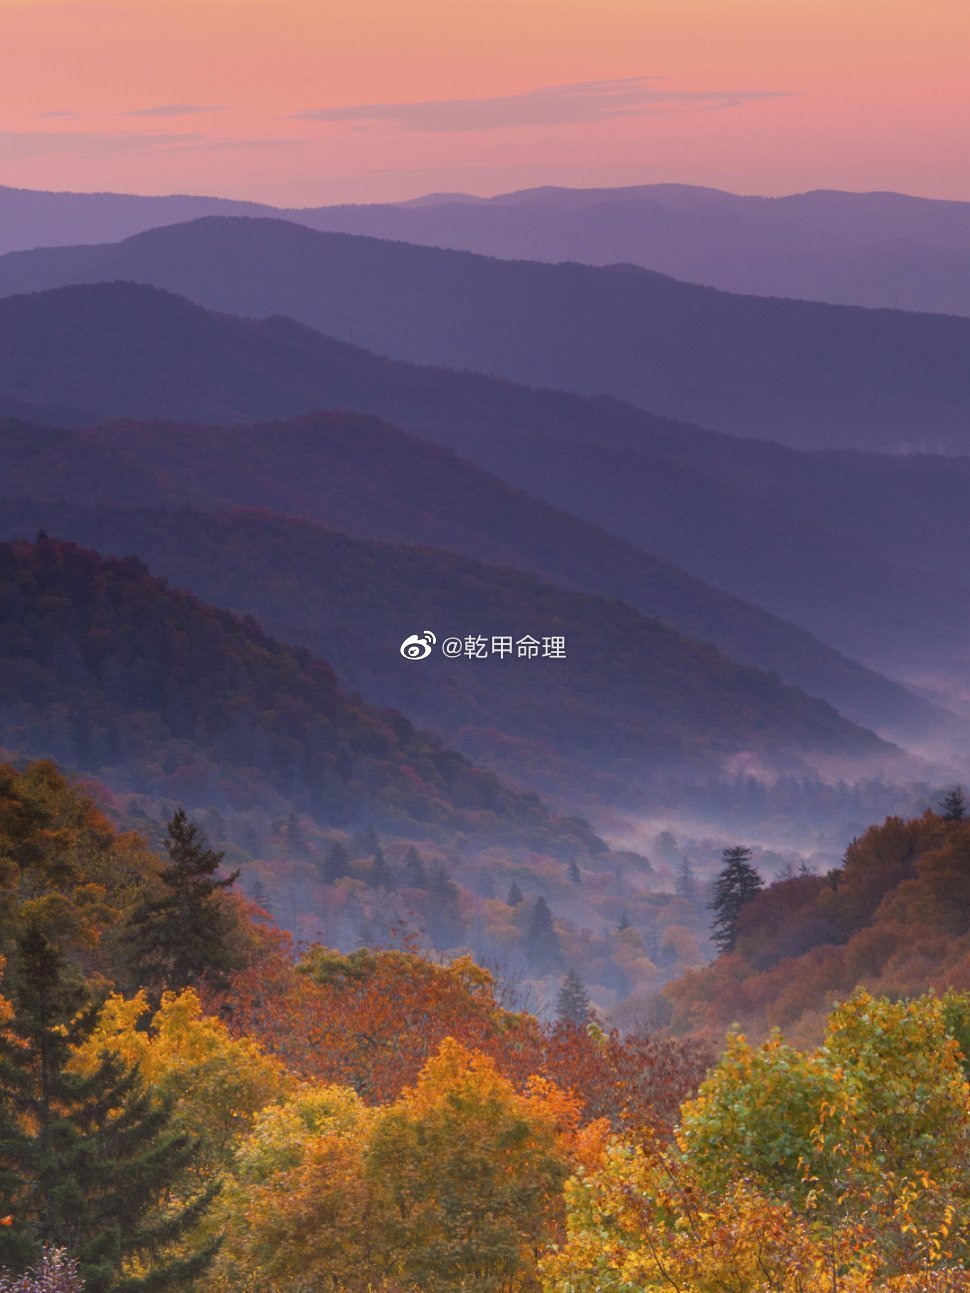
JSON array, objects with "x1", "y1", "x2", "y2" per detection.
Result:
[
  {"x1": 0, "y1": 925, "x2": 216, "y2": 1291},
  {"x1": 403, "y1": 846, "x2": 427, "y2": 888},
  {"x1": 939, "y1": 786, "x2": 967, "y2": 822},
  {"x1": 320, "y1": 840, "x2": 351, "y2": 884},
  {"x1": 567, "y1": 860, "x2": 582, "y2": 885},
  {"x1": 127, "y1": 808, "x2": 239, "y2": 991},
  {"x1": 555, "y1": 970, "x2": 591, "y2": 1026},
  {"x1": 526, "y1": 896, "x2": 561, "y2": 973},
  {"x1": 507, "y1": 882, "x2": 524, "y2": 907},
  {"x1": 676, "y1": 856, "x2": 698, "y2": 903},
  {"x1": 371, "y1": 846, "x2": 393, "y2": 890},
  {"x1": 709, "y1": 845, "x2": 763, "y2": 954}
]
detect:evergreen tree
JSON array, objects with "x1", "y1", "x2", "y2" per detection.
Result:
[
  {"x1": 939, "y1": 786, "x2": 967, "y2": 822},
  {"x1": 555, "y1": 970, "x2": 591, "y2": 1026},
  {"x1": 616, "y1": 909, "x2": 632, "y2": 933},
  {"x1": 675, "y1": 856, "x2": 698, "y2": 903},
  {"x1": 0, "y1": 925, "x2": 216, "y2": 1291},
  {"x1": 428, "y1": 863, "x2": 464, "y2": 948},
  {"x1": 567, "y1": 860, "x2": 582, "y2": 885},
  {"x1": 403, "y1": 846, "x2": 427, "y2": 888},
  {"x1": 320, "y1": 840, "x2": 351, "y2": 884},
  {"x1": 525, "y1": 897, "x2": 561, "y2": 973},
  {"x1": 507, "y1": 882, "x2": 524, "y2": 908},
  {"x1": 371, "y1": 846, "x2": 394, "y2": 890},
  {"x1": 126, "y1": 808, "x2": 239, "y2": 991},
  {"x1": 709, "y1": 845, "x2": 764, "y2": 954}
]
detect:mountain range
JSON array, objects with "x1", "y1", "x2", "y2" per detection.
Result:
[
  {"x1": 0, "y1": 534, "x2": 607, "y2": 855},
  {"x1": 1, "y1": 281, "x2": 968, "y2": 703},
  {"x1": 3, "y1": 181, "x2": 970, "y2": 317},
  {"x1": 0, "y1": 503, "x2": 907, "y2": 807}
]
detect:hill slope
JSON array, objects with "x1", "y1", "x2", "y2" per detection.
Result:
[
  {"x1": 0, "y1": 402, "x2": 949, "y2": 748},
  {"x1": 0, "y1": 535, "x2": 605, "y2": 855},
  {"x1": 0, "y1": 282, "x2": 968, "y2": 696},
  {"x1": 0, "y1": 505, "x2": 905, "y2": 806},
  {"x1": 2, "y1": 216, "x2": 970, "y2": 450}
]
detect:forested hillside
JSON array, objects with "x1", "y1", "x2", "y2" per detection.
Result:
[
  {"x1": 666, "y1": 798, "x2": 970, "y2": 1043},
  {"x1": 0, "y1": 535, "x2": 599, "y2": 853},
  {"x1": 2, "y1": 282, "x2": 969, "y2": 693},
  {"x1": 3, "y1": 216, "x2": 970, "y2": 449},
  {"x1": 0, "y1": 507, "x2": 904, "y2": 807},
  {"x1": 5, "y1": 763, "x2": 970, "y2": 1290}
]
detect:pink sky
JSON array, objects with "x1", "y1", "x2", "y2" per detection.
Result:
[{"x1": 2, "y1": 0, "x2": 968, "y2": 205}]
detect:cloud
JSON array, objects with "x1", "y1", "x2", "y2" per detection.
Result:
[
  {"x1": 0, "y1": 131, "x2": 204, "y2": 158},
  {"x1": 124, "y1": 104, "x2": 228, "y2": 117},
  {"x1": 294, "y1": 76, "x2": 789, "y2": 132}
]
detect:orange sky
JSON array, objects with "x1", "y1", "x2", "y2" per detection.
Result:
[{"x1": 1, "y1": 0, "x2": 968, "y2": 204}]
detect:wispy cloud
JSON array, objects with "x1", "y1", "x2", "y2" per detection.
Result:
[
  {"x1": 0, "y1": 131, "x2": 203, "y2": 158},
  {"x1": 124, "y1": 104, "x2": 228, "y2": 117},
  {"x1": 294, "y1": 76, "x2": 790, "y2": 132}
]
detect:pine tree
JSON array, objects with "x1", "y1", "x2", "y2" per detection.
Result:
[
  {"x1": 616, "y1": 909, "x2": 632, "y2": 933},
  {"x1": 428, "y1": 863, "x2": 464, "y2": 948},
  {"x1": 0, "y1": 925, "x2": 216, "y2": 1291},
  {"x1": 709, "y1": 845, "x2": 763, "y2": 954},
  {"x1": 525, "y1": 897, "x2": 561, "y2": 973},
  {"x1": 555, "y1": 970, "x2": 591, "y2": 1026},
  {"x1": 567, "y1": 860, "x2": 582, "y2": 885},
  {"x1": 507, "y1": 883, "x2": 524, "y2": 908},
  {"x1": 126, "y1": 808, "x2": 239, "y2": 991},
  {"x1": 403, "y1": 846, "x2": 427, "y2": 888},
  {"x1": 371, "y1": 846, "x2": 394, "y2": 890},
  {"x1": 320, "y1": 840, "x2": 351, "y2": 884},
  {"x1": 675, "y1": 856, "x2": 698, "y2": 903},
  {"x1": 939, "y1": 786, "x2": 967, "y2": 822}
]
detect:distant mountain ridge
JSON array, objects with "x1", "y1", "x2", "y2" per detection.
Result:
[
  {"x1": 2, "y1": 181, "x2": 970, "y2": 315},
  {"x1": 1, "y1": 282, "x2": 969, "y2": 703},
  {"x1": 0, "y1": 503, "x2": 909, "y2": 805},
  {"x1": 0, "y1": 534, "x2": 605, "y2": 854},
  {"x1": 1, "y1": 216, "x2": 970, "y2": 453}
]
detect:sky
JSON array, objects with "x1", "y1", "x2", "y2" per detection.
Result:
[{"x1": 1, "y1": 0, "x2": 968, "y2": 206}]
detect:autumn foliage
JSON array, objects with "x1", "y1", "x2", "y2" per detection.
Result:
[{"x1": 7, "y1": 765, "x2": 970, "y2": 1289}]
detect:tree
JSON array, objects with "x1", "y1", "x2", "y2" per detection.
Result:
[
  {"x1": 555, "y1": 970, "x2": 590, "y2": 1026},
  {"x1": 371, "y1": 846, "x2": 393, "y2": 890},
  {"x1": 126, "y1": 809, "x2": 240, "y2": 991},
  {"x1": 366, "y1": 1040, "x2": 572, "y2": 1293},
  {"x1": 709, "y1": 845, "x2": 763, "y2": 954},
  {"x1": 675, "y1": 856, "x2": 698, "y2": 903},
  {"x1": 939, "y1": 786, "x2": 967, "y2": 822},
  {"x1": 321, "y1": 840, "x2": 351, "y2": 884},
  {"x1": 526, "y1": 897, "x2": 561, "y2": 973},
  {"x1": 567, "y1": 860, "x2": 582, "y2": 885},
  {"x1": 402, "y1": 847, "x2": 427, "y2": 888},
  {"x1": 0, "y1": 926, "x2": 216, "y2": 1292},
  {"x1": 507, "y1": 882, "x2": 524, "y2": 907}
]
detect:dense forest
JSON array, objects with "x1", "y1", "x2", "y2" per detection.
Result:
[
  {"x1": 5, "y1": 762, "x2": 970, "y2": 1290},
  {"x1": 666, "y1": 794, "x2": 970, "y2": 1043}
]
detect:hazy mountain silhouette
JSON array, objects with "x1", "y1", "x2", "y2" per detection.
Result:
[
  {"x1": 1, "y1": 216, "x2": 969, "y2": 451},
  {"x1": 0, "y1": 503, "x2": 916, "y2": 806},
  {"x1": 0, "y1": 534, "x2": 611, "y2": 854},
  {"x1": 1, "y1": 281, "x2": 969, "y2": 697},
  {"x1": 2, "y1": 181, "x2": 970, "y2": 316}
]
